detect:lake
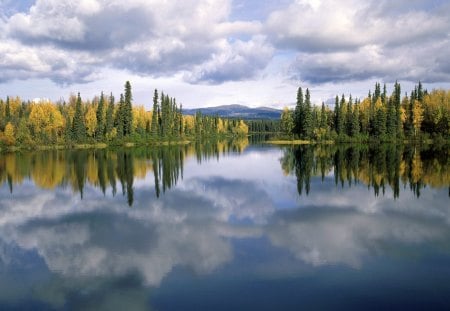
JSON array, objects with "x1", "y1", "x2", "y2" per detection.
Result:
[{"x1": 0, "y1": 140, "x2": 449, "y2": 310}]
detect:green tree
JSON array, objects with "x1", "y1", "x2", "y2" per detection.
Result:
[
  {"x1": 151, "y1": 89, "x2": 159, "y2": 138},
  {"x1": 351, "y1": 101, "x2": 360, "y2": 137},
  {"x1": 294, "y1": 87, "x2": 304, "y2": 137},
  {"x1": 105, "y1": 93, "x2": 115, "y2": 138},
  {"x1": 72, "y1": 93, "x2": 86, "y2": 142},
  {"x1": 280, "y1": 107, "x2": 294, "y2": 137},
  {"x1": 320, "y1": 102, "x2": 327, "y2": 129},
  {"x1": 302, "y1": 88, "x2": 312, "y2": 138},
  {"x1": 123, "y1": 81, "x2": 133, "y2": 136},
  {"x1": 96, "y1": 92, "x2": 105, "y2": 139}
]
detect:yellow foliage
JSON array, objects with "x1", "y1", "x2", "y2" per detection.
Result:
[
  {"x1": 85, "y1": 105, "x2": 97, "y2": 137},
  {"x1": 106, "y1": 127, "x2": 117, "y2": 141},
  {"x1": 183, "y1": 115, "x2": 195, "y2": 133},
  {"x1": 217, "y1": 118, "x2": 225, "y2": 134},
  {"x1": 3, "y1": 122, "x2": 15, "y2": 145},
  {"x1": 31, "y1": 153, "x2": 65, "y2": 189},
  {"x1": 132, "y1": 106, "x2": 148, "y2": 131},
  {"x1": 29, "y1": 102, "x2": 65, "y2": 139},
  {"x1": 412, "y1": 100, "x2": 424, "y2": 134}
]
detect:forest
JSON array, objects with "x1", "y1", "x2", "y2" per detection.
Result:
[
  {"x1": 0, "y1": 81, "x2": 249, "y2": 149},
  {"x1": 281, "y1": 82, "x2": 450, "y2": 142},
  {"x1": 1, "y1": 81, "x2": 449, "y2": 149}
]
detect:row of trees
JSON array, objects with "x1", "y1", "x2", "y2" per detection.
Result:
[
  {"x1": 0, "y1": 81, "x2": 248, "y2": 147},
  {"x1": 281, "y1": 82, "x2": 450, "y2": 141}
]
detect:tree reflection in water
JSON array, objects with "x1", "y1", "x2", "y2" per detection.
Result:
[{"x1": 280, "y1": 144, "x2": 449, "y2": 198}]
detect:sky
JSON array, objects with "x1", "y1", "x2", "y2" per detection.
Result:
[{"x1": 0, "y1": 0, "x2": 449, "y2": 109}]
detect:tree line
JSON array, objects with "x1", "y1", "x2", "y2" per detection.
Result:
[
  {"x1": 281, "y1": 82, "x2": 450, "y2": 142},
  {"x1": 0, "y1": 81, "x2": 248, "y2": 148}
]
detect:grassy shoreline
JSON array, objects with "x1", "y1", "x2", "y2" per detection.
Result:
[
  {"x1": 0, "y1": 140, "x2": 193, "y2": 153},
  {"x1": 266, "y1": 138, "x2": 449, "y2": 145},
  {"x1": 267, "y1": 139, "x2": 333, "y2": 145}
]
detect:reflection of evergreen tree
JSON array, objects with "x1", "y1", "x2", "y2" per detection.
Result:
[
  {"x1": 72, "y1": 151, "x2": 87, "y2": 198},
  {"x1": 116, "y1": 151, "x2": 134, "y2": 206},
  {"x1": 293, "y1": 146, "x2": 313, "y2": 195},
  {"x1": 96, "y1": 150, "x2": 107, "y2": 194},
  {"x1": 106, "y1": 151, "x2": 116, "y2": 196},
  {"x1": 152, "y1": 150, "x2": 161, "y2": 198},
  {"x1": 280, "y1": 143, "x2": 448, "y2": 199}
]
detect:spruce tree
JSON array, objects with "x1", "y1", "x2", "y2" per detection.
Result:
[
  {"x1": 386, "y1": 97, "x2": 396, "y2": 137},
  {"x1": 338, "y1": 94, "x2": 346, "y2": 135},
  {"x1": 346, "y1": 95, "x2": 353, "y2": 136},
  {"x1": 105, "y1": 93, "x2": 114, "y2": 137},
  {"x1": 334, "y1": 95, "x2": 340, "y2": 134},
  {"x1": 394, "y1": 82, "x2": 403, "y2": 138},
  {"x1": 96, "y1": 92, "x2": 105, "y2": 139},
  {"x1": 320, "y1": 102, "x2": 327, "y2": 129},
  {"x1": 5, "y1": 96, "x2": 10, "y2": 123},
  {"x1": 417, "y1": 81, "x2": 424, "y2": 102},
  {"x1": 124, "y1": 81, "x2": 133, "y2": 136},
  {"x1": 72, "y1": 92, "x2": 86, "y2": 142},
  {"x1": 294, "y1": 87, "x2": 303, "y2": 137},
  {"x1": 303, "y1": 88, "x2": 312, "y2": 138},
  {"x1": 351, "y1": 101, "x2": 360, "y2": 137},
  {"x1": 151, "y1": 89, "x2": 159, "y2": 138}
]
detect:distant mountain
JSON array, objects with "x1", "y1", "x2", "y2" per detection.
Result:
[{"x1": 183, "y1": 104, "x2": 282, "y2": 120}]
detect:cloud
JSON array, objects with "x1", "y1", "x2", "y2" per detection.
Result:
[
  {"x1": 267, "y1": 205, "x2": 449, "y2": 267},
  {"x1": 184, "y1": 36, "x2": 274, "y2": 84},
  {"x1": 0, "y1": 0, "x2": 272, "y2": 85},
  {"x1": 0, "y1": 0, "x2": 449, "y2": 104},
  {"x1": 266, "y1": 0, "x2": 450, "y2": 83}
]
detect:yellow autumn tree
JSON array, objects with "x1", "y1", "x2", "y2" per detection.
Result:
[
  {"x1": 412, "y1": 100, "x2": 424, "y2": 136},
  {"x1": 3, "y1": 122, "x2": 15, "y2": 145},
  {"x1": 132, "y1": 106, "x2": 148, "y2": 132},
  {"x1": 29, "y1": 102, "x2": 65, "y2": 142},
  {"x1": 85, "y1": 105, "x2": 97, "y2": 138},
  {"x1": 183, "y1": 115, "x2": 195, "y2": 135}
]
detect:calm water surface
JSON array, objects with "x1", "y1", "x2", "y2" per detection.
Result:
[{"x1": 0, "y1": 141, "x2": 449, "y2": 310}]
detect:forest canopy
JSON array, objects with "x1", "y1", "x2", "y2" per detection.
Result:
[
  {"x1": 281, "y1": 82, "x2": 450, "y2": 142},
  {"x1": 0, "y1": 81, "x2": 248, "y2": 148}
]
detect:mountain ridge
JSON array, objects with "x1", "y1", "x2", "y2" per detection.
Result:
[{"x1": 183, "y1": 104, "x2": 282, "y2": 120}]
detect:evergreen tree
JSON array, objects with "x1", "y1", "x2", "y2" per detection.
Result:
[
  {"x1": 96, "y1": 92, "x2": 105, "y2": 139},
  {"x1": 105, "y1": 93, "x2": 114, "y2": 137},
  {"x1": 394, "y1": 82, "x2": 403, "y2": 138},
  {"x1": 386, "y1": 97, "x2": 396, "y2": 137},
  {"x1": 381, "y1": 83, "x2": 387, "y2": 105},
  {"x1": 345, "y1": 95, "x2": 353, "y2": 136},
  {"x1": 123, "y1": 81, "x2": 133, "y2": 136},
  {"x1": 294, "y1": 87, "x2": 304, "y2": 137},
  {"x1": 338, "y1": 94, "x2": 346, "y2": 135},
  {"x1": 5, "y1": 96, "x2": 11, "y2": 123},
  {"x1": 417, "y1": 81, "x2": 424, "y2": 102},
  {"x1": 151, "y1": 89, "x2": 159, "y2": 138},
  {"x1": 72, "y1": 93, "x2": 86, "y2": 142},
  {"x1": 351, "y1": 101, "x2": 360, "y2": 137},
  {"x1": 334, "y1": 95, "x2": 340, "y2": 134},
  {"x1": 302, "y1": 88, "x2": 312, "y2": 138},
  {"x1": 320, "y1": 102, "x2": 327, "y2": 129},
  {"x1": 374, "y1": 99, "x2": 387, "y2": 138}
]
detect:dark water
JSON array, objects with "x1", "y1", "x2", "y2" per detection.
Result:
[{"x1": 0, "y1": 141, "x2": 449, "y2": 310}]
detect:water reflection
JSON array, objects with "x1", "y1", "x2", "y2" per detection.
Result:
[
  {"x1": 281, "y1": 144, "x2": 450, "y2": 198},
  {"x1": 0, "y1": 142, "x2": 449, "y2": 309},
  {"x1": 0, "y1": 138, "x2": 249, "y2": 205}
]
